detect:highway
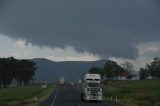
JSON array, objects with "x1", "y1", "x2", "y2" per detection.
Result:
[{"x1": 39, "y1": 84, "x2": 120, "y2": 106}]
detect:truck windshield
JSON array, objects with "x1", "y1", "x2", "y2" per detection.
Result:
[{"x1": 88, "y1": 83, "x2": 100, "y2": 87}]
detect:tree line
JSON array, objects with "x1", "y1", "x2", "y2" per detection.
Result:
[
  {"x1": 88, "y1": 60, "x2": 133, "y2": 80},
  {"x1": 140, "y1": 57, "x2": 160, "y2": 80},
  {"x1": 88, "y1": 57, "x2": 160, "y2": 80},
  {"x1": 0, "y1": 57, "x2": 37, "y2": 88}
]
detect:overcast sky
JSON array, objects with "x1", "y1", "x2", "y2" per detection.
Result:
[{"x1": 0, "y1": 0, "x2": 160, "y2": 70}]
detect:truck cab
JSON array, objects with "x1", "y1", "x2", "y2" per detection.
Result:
[
  {"x1": 41, "y1": 82, "x2": 47, "y2": 89},
  {"x1": 80, "y1": 73, "x2": 103, "y2": 101}
]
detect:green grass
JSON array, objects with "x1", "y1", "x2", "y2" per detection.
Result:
[
  {"x1": 103, "y1": 80, "x2": 160, "y2": 106},
  {"x1": 0, "y1": 84, "x2": 55, "y2": 106}
]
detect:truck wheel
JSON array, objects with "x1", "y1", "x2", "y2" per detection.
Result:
[
  {"x1": 80, "y1": 93, "x2": 84, "y2": 102},
  {"x1": 97, "y1": 100, "x2": 102, "y2": 103}
]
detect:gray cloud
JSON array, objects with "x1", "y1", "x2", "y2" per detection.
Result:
[{"x1": 0, "y1": 0, "x2": 160, "y2": 59}]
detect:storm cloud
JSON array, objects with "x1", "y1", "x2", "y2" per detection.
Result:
[{"x1": 0, "y1": 0, "x2": 160, "y2": 59}]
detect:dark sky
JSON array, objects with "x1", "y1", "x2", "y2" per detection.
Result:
[{"x1": 0, "y1": 0, "x2": 160, "y2": 59}]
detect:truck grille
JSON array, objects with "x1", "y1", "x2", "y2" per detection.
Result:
[{"x1": 90, "y1": 88, "x2": 99, "y2": 94}]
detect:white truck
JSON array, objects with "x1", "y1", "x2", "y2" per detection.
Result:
[
  {"x1": 80, "y1": 73, "x2": 103, "y2": 101},
  {"x1": 59, "y1": 77, "x2": 65, "y2": 85},
  {"x1": 41, "y1": 82, "x2": 47, "y2": 89}
]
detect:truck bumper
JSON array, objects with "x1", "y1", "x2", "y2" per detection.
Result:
[{"x1": 85, "y1": 94, "x2": 102, "y2": 101}]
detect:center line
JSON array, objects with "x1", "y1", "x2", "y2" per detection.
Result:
[{"x1": 51, "y1": 86, "x2": 59, "y2": 106}]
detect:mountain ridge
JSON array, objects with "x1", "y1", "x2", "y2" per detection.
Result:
[{"x1": 32, "y1": 58, "x2": 107, "y2": 83}]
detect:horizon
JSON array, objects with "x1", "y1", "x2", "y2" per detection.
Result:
[{"x1": 0, "y1": 0, "x2": 159, "y2": 71}]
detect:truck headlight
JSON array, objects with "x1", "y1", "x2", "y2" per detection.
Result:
[
  {"x1": 86, "y1": 95, "x2": 90, "y2": 99},
  {"x1": 99, "y1": 88, "x2": 102, "y2": 92}
]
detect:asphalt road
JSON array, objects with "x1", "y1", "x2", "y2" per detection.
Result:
[{"x1": 39, "y1": 84, "x2": 120, "y2": 106}]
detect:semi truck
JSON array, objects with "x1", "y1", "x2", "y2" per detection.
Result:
[
  {"x1": 41, "y1": 81, "x2": 47, "y2": 89},
  {"x1": 59, "y1": 77, "x2": 65, "y2": 85},
  {"x1": 80, "y1": 73, "x2": 103, "y2": 101}
]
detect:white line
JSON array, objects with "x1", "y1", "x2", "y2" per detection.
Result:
[{"x1": 51, "y1": 86, "x2": 59, "y2": 106}]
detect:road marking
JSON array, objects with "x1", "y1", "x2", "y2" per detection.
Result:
[{"x1": 51, "y1": 86, "x2": 59, "y2": 106}]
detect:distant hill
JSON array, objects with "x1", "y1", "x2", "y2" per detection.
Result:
[{"x1": 32, "y1": 58, "x2": 106, "y2": 83}]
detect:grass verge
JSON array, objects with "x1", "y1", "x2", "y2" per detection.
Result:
[
  {"x1": 0, "y1": 84, "x2": 55, "y2": 106},
  {"x1": 103, "y1": 80, "x2": 160, "y2": 106}
]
